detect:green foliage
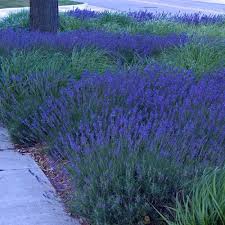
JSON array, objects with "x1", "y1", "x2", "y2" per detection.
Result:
[
  {"x1": 157, "y1": 41, "x2": 225, "y2": 77},
  {"x1": 188, "y1": 24, "x2": 225, "y2": 38},
  {"x1": 0, "y1": 10, "x2": 29, "y2": 28},
  {"x1": 69, "y1": 142, "x2": 189, "y2": 225},
  {"x1": 162, "y1": 168, "x2": 225, "y2": 225},
  {"x1": 0, "y1": 0, "x2": 29, "y2": 8},
  {"x1": 59, "y1": 14, "x2": 93, "y2": 31},
  {"x1": 58, "y1": 0, "x2": 81, "y2": 5},
  {"x1": 69, "y1": 47, "x2": 115, "y2": 78},
  {"x1": 0, "y1": 49, "x2": 69, "y2": 75},
  {"x1": 98, "y1": 12, "x2": 134, "y2": 28},
  {"x1": 0, "y1": 47, "x2": 115, "y2": 78}
]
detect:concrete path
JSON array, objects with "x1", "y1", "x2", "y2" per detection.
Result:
[
  {"x1": 0, "y1": 3, "x2": 111, "y2": 19},
  {"x1": 0, "y1": 127, "x2": 79, "y2": 225}
]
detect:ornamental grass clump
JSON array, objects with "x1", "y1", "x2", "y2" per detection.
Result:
[
  {"x1": 162, "y1": 168, "x2": 225, "y2": 225},
  {"x1": 0, "y1": 47, "x2": 114, "y2": 78},
  {"x1": 158, "y1": 41, "x2": 225, "y2": 77}
]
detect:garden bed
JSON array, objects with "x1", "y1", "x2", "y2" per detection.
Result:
[{"x1": 0, "y1": 9, "x2": 225, "y2": 225}]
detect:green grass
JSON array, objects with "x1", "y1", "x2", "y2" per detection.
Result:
[
  {"x1": 161, "y1": 168, "x2": 225, "y2": 225},
  {"x1": 0, "y1": 0, "x2": 81, "y2": 9},
  {"x1": 156, "y1": 41, "x2": 225, "y2": 77},
  {"x1": 0, "y1": 47, "x2": 115, "y2": 79}
]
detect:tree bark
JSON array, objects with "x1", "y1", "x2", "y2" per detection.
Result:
[{"x1": 30, "y1": 0, "x2": 59, "y2": 33}]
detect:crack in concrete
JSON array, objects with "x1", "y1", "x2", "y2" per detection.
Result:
[
  {"x1": 43, "y1": 192, "x2": 54, "y2": 200},
  {"x1": 0, "y1": 147, "x2": 15, "y2": 151},
  {"x1": 28, "y1": 169, "x2": 48, "y2": 185},
  {"x1": 28, "y1": 168, "x2": 35, "y2": 176}
]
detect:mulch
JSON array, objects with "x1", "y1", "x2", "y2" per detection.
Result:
[{"x1": 16, "y1": 144, "x2": 72, "y2": 201}]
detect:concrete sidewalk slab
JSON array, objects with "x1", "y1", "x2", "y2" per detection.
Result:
[
  {"x1": 0, "y1": 150, "x2": 37, "y2": 170},
  {"x1": 0, "y1": 128, "x2": 79, "y2": 225}
]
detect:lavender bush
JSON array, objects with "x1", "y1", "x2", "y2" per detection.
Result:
[
  {"x1": 67, "y1": 9, "x2": 225, "y2": 25},
  {"x1": 128, "y1": 11, "x2": 225, "y2": 24},
  {"x1": 0, "y1": 29, "x2": 187, "y2": 58},
  {"x1": 67, "y1": 8, "x2": 101, "y2": 20},
  {"x1": 28, "y1": 66, "x2": 225, "y2": 166},
  {"x1": 6, "y1": 65, "x2": 223, "y2": 224}
]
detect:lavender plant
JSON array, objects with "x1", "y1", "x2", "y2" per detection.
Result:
[
  {"x1": 9, "y1": 65, "x2": 223, "y2": 224},
  {"x1": 0, "y1": 29, "x2": 187, "y2": 58},
  {"x1": 66, "y1": 9, "x2": 225, "y2": 25},
  {"x1": 128, "y1": 11, "x2": 225, "y2": 24},
  {"x1": 36, "y1": 66, "x2": 225, "y2": 166}
]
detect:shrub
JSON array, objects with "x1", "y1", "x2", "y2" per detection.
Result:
[
  {"x1": 9, "y1": 66, "x2": 223, "y2": 224},
  {"x1": 67, "y1": 8, "x2": 101, "y2": 20},
  {"x1": 162, "y1": 168, "x2": 225, "y2": 225},
  {"x1": 0, "y1": 29, "x2": 188, "y2": 57},
  {"x1": 17, "y1": 65, "x2": 225, "y2": 161}
]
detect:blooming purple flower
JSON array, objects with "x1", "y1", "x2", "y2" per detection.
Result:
[
  {"x1": 0, "y1": 29, "x2": 188, "y2": 56},
  {"x1": 17, "y1": 65, "x2": 225, "y2": 170},
  {"x1": 66, "y1": 9, "x2": 225, "y2": 25}
]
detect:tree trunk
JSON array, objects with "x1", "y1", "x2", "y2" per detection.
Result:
[{"x1": 30, "y1": 0, "x2": 59, "y2": 33}]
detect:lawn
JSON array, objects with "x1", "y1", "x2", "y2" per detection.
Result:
[
  {"x1": 0, "y1": 0, "x2": 81, "y2": 8},
  {"x1": 0, "y1": 9, "x2": 225, "y2": 225}
]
